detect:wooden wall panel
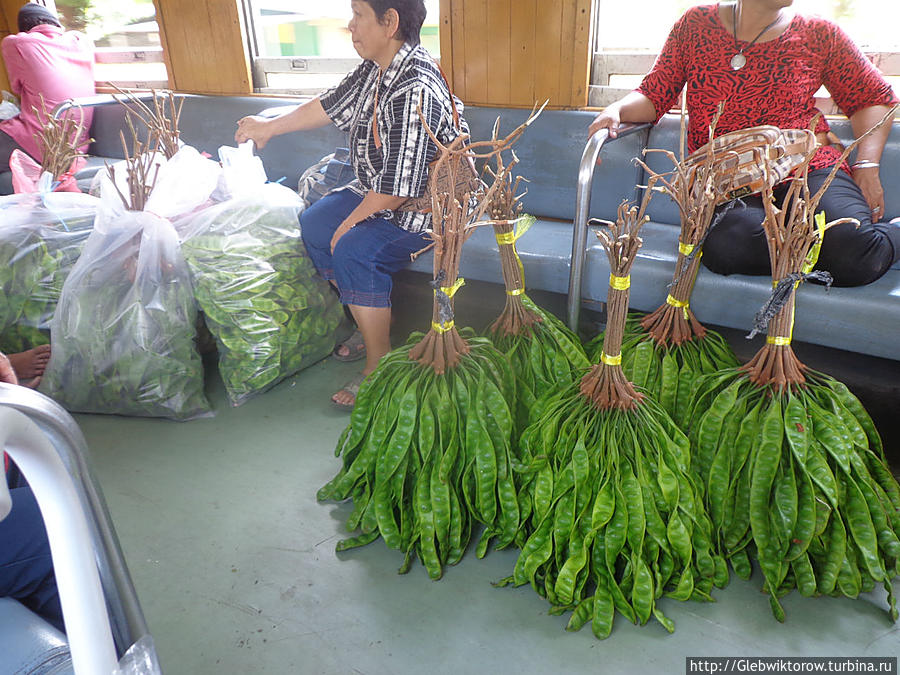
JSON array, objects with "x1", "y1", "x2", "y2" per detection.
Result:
[
  {"x1": 440, "y1": 0, "x2": 594, "y2": 109},
  {"x1": 153, "y1": 0, "x2": 251, "y2": 95}
]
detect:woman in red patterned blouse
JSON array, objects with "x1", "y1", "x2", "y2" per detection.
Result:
[{"x1": 590, "y1": 0, "x2": 900, "y2": 287}]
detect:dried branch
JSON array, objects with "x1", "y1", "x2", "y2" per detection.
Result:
[
  {"x1": 31, "y1": 94, "x2": 90, "y2": 181},
  {"x1": 111, "y1": 86, "x2": 183, "y2": 159}
]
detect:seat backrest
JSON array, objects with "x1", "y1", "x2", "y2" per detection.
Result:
[
  {"x1": 465, "y1": 106, "x2": 646, "y2": 223},
  {"x1": 0, "y1": 596, "x2": 74, "y2": 675}
]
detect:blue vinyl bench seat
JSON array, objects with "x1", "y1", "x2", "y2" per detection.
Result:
[{"x1": 2, "y1": 94, "x2": 895, "y2": 362}]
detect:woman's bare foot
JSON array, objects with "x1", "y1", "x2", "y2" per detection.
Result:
[{"x1": 8, "y1": 345, "x2": 51, "y2": 381}]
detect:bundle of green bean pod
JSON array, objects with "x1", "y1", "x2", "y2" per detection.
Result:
[
  {"x1": 483, "y1": 158, "x2": 588, "y2": 430},
  {"x1": 0, "y1": 192, "x2": 97, "y2": 352},
  {"x1": 501, "y1": 200, "x2": 725, "y2": 639},
  {"x1": 688, "y1": 112, "x2": 900, "y2": 621},
  {"x1": 319, "y1": 123, "x2": 539, "y2": 578},
  {"x1": 317, "y1": 326, "x2": 520, "y2": 578}
]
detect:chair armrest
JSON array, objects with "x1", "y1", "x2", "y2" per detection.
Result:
[{"x1": 567, "y1": 123, "x2": 651, "y2": 331}]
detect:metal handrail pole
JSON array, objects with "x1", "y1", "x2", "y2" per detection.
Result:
[
  {"x1": 566, "y1": 123, "x2": 651, "y2": 332},
  {"x1": 0, "y1": 384, "x2": 149, "y2": 656},
  {"x1": 0, "y1": 407, "x2": 118, "y2": 675}
]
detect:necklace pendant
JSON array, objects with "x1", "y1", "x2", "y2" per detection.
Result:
[{"x1": 730, "y1": 52, "x2": 747, "y2": 70}]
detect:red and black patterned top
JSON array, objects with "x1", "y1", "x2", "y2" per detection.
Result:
[{"x1": 637, "y1": 3, "x2": 898, "y2": 171}]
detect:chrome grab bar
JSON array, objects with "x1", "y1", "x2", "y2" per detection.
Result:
[
  {"x1": 0, "y1": 407, "x2": 117, "y2": 674},
  {"x1": 567, "y1": 123, "x2": 651, "y2": 332},
  {"x1": 51, "y1": 92, "x2": 193, "y2": 120},
  {"x1": 0, "y1": 383, "x2": 150, "y2": 660}
]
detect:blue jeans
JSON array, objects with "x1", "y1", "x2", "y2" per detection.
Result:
[
  {"x1": 0, "y1": 486, "x2": 64, "y2": 632},
  {"x1": 300, "y1": 189, "x2": 429, "y2": 308}
]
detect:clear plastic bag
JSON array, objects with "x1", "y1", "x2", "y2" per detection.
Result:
[
  {"x1": 177, "y1": 147, "x2": 343, "y2": 405},
  {"x1": 0, "y1": 190, "x2": 98, "y2": 353},
  {"x1": 112, "y1": 635, "x2": 162, "y2": 675},
  {"x1": 38, "y1": 150, "x2": 215, "y2": 420},
  {"x1": 0, "y1": 90, "x2": 19, "y2": 120}
]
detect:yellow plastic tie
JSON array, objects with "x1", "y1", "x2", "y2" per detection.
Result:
[
  {"x1": 600, "y1": 352, "x2": 622, "y2": 366},
  {"x1": 803, "y1": 211, "x2": 827, "y2": 274},
  {"x1": 666, "y1": 294, "x2": 691, "y2": 320},
  {"x1": 495, "y1": 215, "x2": 535, "y2": 296},
  {"x1": 495, "y1": 231, "x2": 517, "y2": 245},
  {"x1": 436, "y1": 277, "x2": 466, "y2": 298},
  {"x1": 678, "y1": 241, "x2": 695, "y2": 256},
  {"x1": 432, "y1": 320, "x2": 455, "y2": 334},
  {"x1": 767, "y1": 336, "x2": 792, "y2": 346},
  {"x1": 507, "y1": 288, "x2": 525, "y2": 296},
  {"x1": 609, "y1": 274, "x2": 631, "y2": 291}
]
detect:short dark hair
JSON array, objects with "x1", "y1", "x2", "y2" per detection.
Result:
[
  {"x1": 364, "y1": 0, "x2": 426, "y2": 46},
  {"x1": 17, "y1": 3, "x2": 61, "y2": 33}
]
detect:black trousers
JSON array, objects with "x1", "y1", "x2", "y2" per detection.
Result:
[
  {"x1": 0, "y1": 129, "x2": 26, "y2": 172},
  {"x1": 703, "y1": 168, "x2": 900, "y2": 287}
]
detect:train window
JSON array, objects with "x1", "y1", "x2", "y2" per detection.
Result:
[
  {"x1": 242, "y1": 0, "x2": 441, "y2": 95},
  {"x1": 590, "y1": 0, "x2": 900, "y2": 110},
  {"x1": 55, "y1": 0, "x2": 168, "y2": 91}
]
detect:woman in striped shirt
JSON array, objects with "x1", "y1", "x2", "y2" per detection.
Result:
[{"x1": 236, "y1": 0, "x2": 469, "y2": 410}]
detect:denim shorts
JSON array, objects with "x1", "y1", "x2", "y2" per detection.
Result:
[{"x1": 299, "y1": 188, "x2": 429, "y2": 308}]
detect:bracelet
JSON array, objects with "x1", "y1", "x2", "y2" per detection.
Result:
[{"x1": 852, "y1": 160, "x2": 880, "y2": 169}]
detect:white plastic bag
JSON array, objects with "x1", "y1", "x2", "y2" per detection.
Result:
[
  {"x1": 176, "y1": 147, "x2": 342, "y2": 405},
  {"x1": 0, "y1": 90, "x2": 19, "y2": 120},
  {"x1": 0, "y1": 190, "x2": 98, "y2": 352},
  {"x1": 39, "y1": 152, "x2": 215, "y2": 420}
]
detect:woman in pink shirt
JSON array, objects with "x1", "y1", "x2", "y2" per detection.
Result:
[{"x1": 0, "y1": 3, "x2": 95, "y2": 171}]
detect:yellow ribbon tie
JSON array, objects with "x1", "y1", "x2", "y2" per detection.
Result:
[
  {"x1": 495, "y1": 215, "x2": 535, "y2": 296},
  {"x1": 600, "y1": 352, "x2": 622, "y2": 366},
  {"x1": 666, "y1": 294, "x2": 691, "y2": 320},
  {"x1": 609, "y1": 274, "x2": 631, "y2": 291},
  {"x1": 678, "y1": 241, "x2": 695, "y2": 256},
  {"x1": 803, "y1": 211, "x2": 827, "y2": 274},
  {"x1": 433, "y1": 320, "x2": 455, "y2": 334},
  {"x1": 767, "y1": 336, "x2": 792, "y2": 346},
  {"x1": 507, "y1": 288, "x2": 525, "y2": 296},
  {"x1": 436, "y1": 277, "x2": 466, "y2": 298}
]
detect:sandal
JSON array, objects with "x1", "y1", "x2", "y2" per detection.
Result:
[
  {"x1": 332, "y1": 329, "x2": 366, "y2": 362},
  {"x1": 331, "y1": 371, "x2": 367, "y2": 412}
]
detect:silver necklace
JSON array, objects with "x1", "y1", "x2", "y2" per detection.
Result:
[{"x1": 730, "y1": 3, "x2": 782, "y2": 70}]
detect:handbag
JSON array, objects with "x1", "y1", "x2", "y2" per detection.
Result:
[
  {"x1": 682, "y1": 126, "x2": 817, "y2": 204},
  {"x1": 370, "y1": 64, "x2": 481, "y2": 214}
]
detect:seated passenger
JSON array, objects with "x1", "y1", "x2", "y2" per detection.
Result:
[
  {"x1": 0, "y1": 350, "x2": 64, "y2": 633},
  {"x1": 0, "y1": 3, "x2": 95, "y2": 172},
  {"x1": 236, "y1": 0, "x2": 469, "y2": 409},
  {"x1": 589, "y1": 0, "x2": 900, "y2": 287}
]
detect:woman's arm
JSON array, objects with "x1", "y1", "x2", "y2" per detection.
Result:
[
  {"x1": 330, "y1": 191, "x2": 408, "y2": 252},
  {"x1": 589, "y1": 91, "x2": 658, "y2": 139},
  {"x1": 234, "y1": 97, "x2": 331, "y2": 149},
  {"x1": 849, "y1": 104, "x2": 893, "y2": 221}
]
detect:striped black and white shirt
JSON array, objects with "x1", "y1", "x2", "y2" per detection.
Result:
[{"x1": 319, "y1": 41, "x2": 469, "y2": 233}]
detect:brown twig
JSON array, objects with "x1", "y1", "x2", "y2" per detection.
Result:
[
  {"x1": 408, "y1": 105, "x2": 543, "y2": 373},
  {"x1": 31, "y1": 94, "x2": 90, "y2": 181},
  {"x1": 105, "y1": 114, "x2": 160, "y2": 211},
  {"x1": 579, "y1": 191, "x2": 654, "y2": 411},
  {"x1": 742, "y1": 105, "x2": 898, "y2": 390},
  {"x1": 636, "y1": 103, "x2": 734, "y2": 345},
  {"x1": 111, "y1": 86, "x2": 182, "y2": 159}
]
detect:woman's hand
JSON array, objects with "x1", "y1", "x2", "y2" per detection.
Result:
[
  {"x1": 588, "y1": 107, "x2": 622, "y2": 140},
  {"x1": 852, "y1": 166, "x2": 886, "y2": 222},
  {"x1": 235, "y1": 116, "x2": 273, "y2": 150},
  {"x1": 331, "y1": 219, "x2": 356, "y2": 253}
]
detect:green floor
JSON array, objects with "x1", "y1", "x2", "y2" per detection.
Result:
[{"x1": 73, "y1": 345, "x2": 900, "y2": 674}]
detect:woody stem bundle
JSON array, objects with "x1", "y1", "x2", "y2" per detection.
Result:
[
  {"x1": 580, "y1": 198, "x2": 651, "y2": 410},
  {"x1": 743, "y1": 106, "x2": 897, "y2": 390},
  {"x1": 32, "y1": 95, "x2": 88, "y2": 180}
]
